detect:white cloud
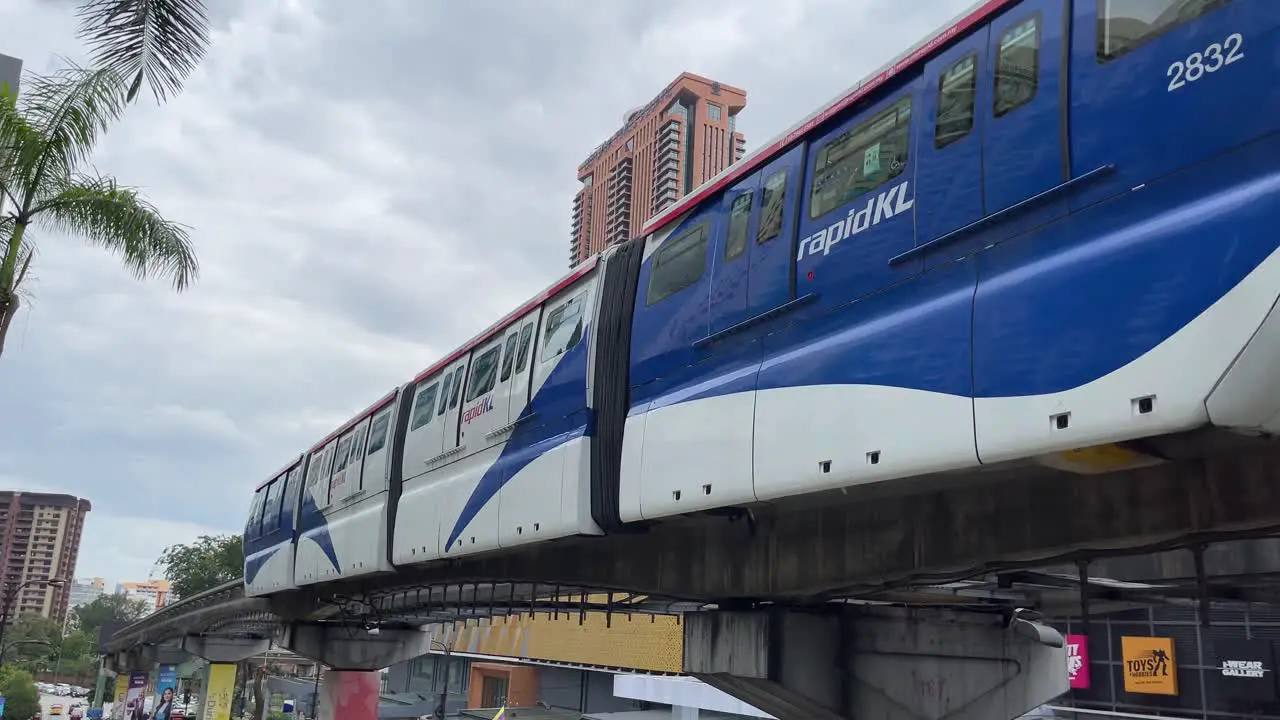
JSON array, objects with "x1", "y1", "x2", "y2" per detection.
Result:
[{"x1": 0, "y1": 0, "x2": 978, "y2": 579}]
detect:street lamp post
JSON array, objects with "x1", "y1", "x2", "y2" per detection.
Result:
[{"x1": 0, "y1": 576, "x2": 65, "y2": 666}]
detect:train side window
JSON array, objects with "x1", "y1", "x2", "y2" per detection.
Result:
[
  {"x1": 724, "y1": 193, "x2": 752, "y2": 261},
  {"x1": 366, "y1": 411, "x2": 391, "y2": 455},
  {"x1": 542, "y1": 294, "x2": 585, "y2": 361},
  {"x1": 499, "y1": 333, "x2": 519, "y2": 381},
  {"x1": 809, "y1": 97, "x2": 913, "y2": 219},
  {"x1": 514, "y1": 324, "x2": 535, "y2": 372},
  {"x1": 410, "y1": 383, "x2": 440, "y2": 431},
  {"x1": 466, "y1": 346, "x2": 502, "y2": 401},
  {"x1": 350, "y1": 424, "x2": 368, "y2": 460},
  {"x1": 646, "y1": 223, "x2": 709, "y2": 305},
  {"x1": 245, "y1": 492, "x2": 264, "y2": 537},
  {"x1": 448, "y1": 369, "x2": 464, "y2": 408},
  {"x1": 935, "y1": 53, "x2": 978, "y2": 148},
  {"x1": 436, "y1": 371, "x2": 453, "y2": 416},
  {"x1": 332, "y1": 435, "x2": 354, "y2": 475},
  {"x1": 305, "y1": 451, "x2": 325, "y2": 489},
  {"x1": 1097, "y1": 0, "x2": 1231, "y2": 61},
  {"x1": 281, "y1": 467, "x2": 301, "y2": 523},
  {"x1": 756, "y1": 170, "x2": 788, "y2": 244},
  {"x1": 994, "y1": 16, "x2": 1040, "y2": 117},
  {"x1": 262, "y1": 480, "x2": 282, "y2": 533}
]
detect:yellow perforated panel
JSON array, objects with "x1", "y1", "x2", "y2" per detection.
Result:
[{"x1": 437, "y1": 610, "x2": 683, "y2": 673}]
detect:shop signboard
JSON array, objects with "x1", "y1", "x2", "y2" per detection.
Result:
[
  {"x1": 1121, "y1": 636, "x2": 1178, "y2": 696},
  {"x1": 1213, "y1": 638, "x2": 1277, "y2": 702},
  {"x1": 1066, "y1": 634, "x2": 1091, "y2": 689}
]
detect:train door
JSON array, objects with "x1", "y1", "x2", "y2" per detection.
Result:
[
  {"x1": 1069, "y1": 0, "x2": 1278, "y2": 209},
  {"x1": 746, "y1": 144, "x2": 803, "y2": 318},
  {"x1": 360, "y1": 406, "x2": 393, "y2": 493},
  {"x1": 913, "y1": 30, "x2": 988, "y2": 259},
  {"x1": 440, "y1": 356, "x2": 470, "y2": 455},
  {"x1": 707, "y1": 177, "x2": 756, "y2": 334},
  {"x1": 980, "y1": 0, "x2": 1067, "y2": 238},
  {"x1": 506, "y1": 313, "x2": 540, "y2": 425},
  {"x1": 458, "y1": 334, "x2": 513, "y2": 453}
]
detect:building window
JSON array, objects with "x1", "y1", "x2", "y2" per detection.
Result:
[
  {"x1": 581, "y1": 174, "x2": 593, "y2": 187},
  {"x1": 706, "y1": 103, "x2": 722, "y2": 122},
  {"x1": 625, "y1": 137, "x2": 635, "y2": 152}
]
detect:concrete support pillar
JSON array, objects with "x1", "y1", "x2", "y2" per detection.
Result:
[
  {"x1": 317, "y1": 670, "x2": 380, "y2": 720},
  {"x1": 684, "y1": 607, "x2": 1069, "y2": 720}
]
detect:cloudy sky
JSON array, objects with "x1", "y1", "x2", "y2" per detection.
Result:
[{"x1": 0, "y1": 0, "x2": 976, "y2": 585}]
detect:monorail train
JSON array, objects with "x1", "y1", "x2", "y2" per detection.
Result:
[{"x1": 244, "y1": 0, "x2": 1280, "y2": 597}]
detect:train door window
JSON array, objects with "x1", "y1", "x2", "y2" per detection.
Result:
[
  {"x1": 756, "y1": 170, "x2": 788, "y2": 244},
  {"x1": 317, "y1": 443, "x2": 336, "y2": 505},
  {"x1": 1097, "y1": 0, "x2": 1231, "y2": 61},
  {"x1": 245, "y1": 492, "x2": 264, "y2": 538},
  {"x1": 542, "y1": 293, "x2": 585, "y2": 361},
  {"x1": 448, "y1": 369, "x2": 464, "y2": 409},
  {"x1": 499, "y1": 332, "x2": 519, "y2": 382},
  {"x1": 367, "y1": 409, "x2": 391, "y2": 455},
  {"x1": 281, "y1": 467, "x2": 302, "y2": 523},
  {"x1": 725, "y1": 193, "x2": 752, "y2": 261},
  {"x1": 332, "y1": 436, "x2": 353, "y2": 477},
  {"x1": 304, "y1": 450, "x2": 326, "y2": 497},
  {"x1": 410, "y1": 383, "x2": 440, "y2": 431},
  {"x1": 466, "y1": 345, "x2": 502, "y2": 401},
  {"x1": 266, "y1": 477, "x2": 286, "y2": 531},
  {"x1": 436, "y1": 371, "x2": 453, "y2": 416},
  {"x1": 646, "y1": 223, "x2": 710, "y2": 305},
  {"x1": 514, "y1": 323, "x2": 535, "y2": 372},
  {"x1": 994, "y1": 16, "x2": 1040, "y2": 117},
  {"x1": 809, "y1": 97, "x2": 913, "y2": 219},
  {"x1": 935, "y1": 54, "x2": 979, "y2": 148}
]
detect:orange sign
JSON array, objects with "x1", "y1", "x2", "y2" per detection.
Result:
[{"x1": 1122, "y1": 636, "x2": 1179, "y2": 695}]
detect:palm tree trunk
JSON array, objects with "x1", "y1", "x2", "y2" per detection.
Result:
[
  {"x1": 0, "y1": 290, "x2": 18, "y2": 359},
  {"x1": 0, "y1": 221, "x2": 27, "y2": 360}
]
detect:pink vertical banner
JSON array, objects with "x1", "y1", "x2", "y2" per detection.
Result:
[
  {"x1": 1066, "y1": 633, "x2": 1091, "y2": 689},
  {"x1": 320, "y1": 670, "x2": 380, "y2": 720}
]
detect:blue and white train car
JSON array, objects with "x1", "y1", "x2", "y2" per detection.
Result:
[
  {"x1": 243, "y1": 455, "x2": 302, "y2": 597},
  {"x1": 292, "y1": 389, "x2": 403, "y2": 586},
  {"x1": 392, "y1": 257, "x2": 603, "y2": 561},
  {"x1": 246, "y1": 0, "x2": 1280, "y2": 597}
]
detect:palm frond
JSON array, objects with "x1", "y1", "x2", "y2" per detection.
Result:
[
  {"x1": 37, "y1": 173, "x2": 198, "y2": 291},
  {"x1": 3, "y1": 65, "x2": 130, "y2": 211},
  {"x1": 76, "y1": 0, "x2": 210, "y2": 104}
]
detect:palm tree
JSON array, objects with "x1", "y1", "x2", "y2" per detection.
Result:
[
  {"x1": 0, "y1": 65, "x2": 198, "y2": 358},
  {"x1": 75, "y1": 0, "x2": 211, "y2": 103}
]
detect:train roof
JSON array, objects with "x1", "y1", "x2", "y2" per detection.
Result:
[
  {"x1": 254, "y1": 453, "x2": 305, "y2": 492},
  {"x1": 409, "y1": 254, "x2": 600, "y2": 385},
  {"x1": 294, "y1": 254, "x2": 602, "y2": 462},
  {"x1": 640, "y1": 0, "x2": 1014, "y2": 237}
]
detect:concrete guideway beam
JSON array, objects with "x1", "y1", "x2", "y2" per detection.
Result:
[
  {"x1": 683, "y1": 607, "x2": 1068, "y2": 720},
  {"x1": 382, "y1": 441, "x2": 1280, "y2": 599},
  {"x1": 181, "y1": 635, "x2": 273, "y2": 663},
  {"x1": 282, "y1": 622, "x2": 434, "y2": 670}
]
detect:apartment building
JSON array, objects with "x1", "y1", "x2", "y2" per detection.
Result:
[
  {"x1": 116, "y1": 579, "x2": 171, "y2": 612},
  {"x1": 0, "y1": 492, "x2": 92, "y2": 624},
  {"x1": 570, "y1": 72, "x2": 747, "y2": 265}
]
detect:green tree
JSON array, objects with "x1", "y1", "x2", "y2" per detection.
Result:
[
  {"x1": 158, "y1": 534, "x2": 243, "y2": 599},
  {"x1": 70, "y1": 593, "x2": 151, "y2": 643},
  {"x1": 0, "y1": 665, "x2": 41, "y2": 720},
  {"x1": 0, "y1": 65, "x2": 199, "y2": 359},
  {"x1": 74, "y1": 0, "x2": 211, "y2": 104}
]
